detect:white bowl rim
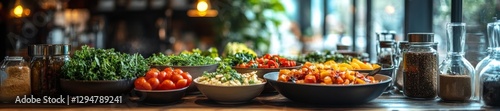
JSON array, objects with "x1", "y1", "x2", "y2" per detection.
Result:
[
  {"x1": 263, "y1": 72, "x2": 392, "y2": 87},
  {"x1": 193, "y1": 77, "x2": 266, "y2": 87}
]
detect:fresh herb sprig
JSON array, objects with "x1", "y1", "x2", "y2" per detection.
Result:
[
  {"x1": 223, "y1": 52, "x2": 256, "y2": 66},
  {"x1": 61, "y1": 45, "x2": 148, "y2": 80}
]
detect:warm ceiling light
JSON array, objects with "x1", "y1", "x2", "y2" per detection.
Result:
[
  {"x1": 188, "y1": 0, "x2": 217, "y2": 17},
  {"x1": 385, "y1": 5, "x2": 395, "y2": 15},
  {"x1": 13, "y1": 5, "x2": 23, "y2": 17}
]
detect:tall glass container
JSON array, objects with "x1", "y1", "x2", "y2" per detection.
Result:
[
  {"x1": 438, "y1": 23, "x2": 475, "y2": 102},
  {"x1": 474, "y1": 20, "x2": 500, "y2": 101},
  {"x1": 47, "y1": 44, "x2": 71, "y2": 97},
  {"x1": 396, "y1": 41, "x2": 409, "y2": 91},
  {"x1": 403, "y1": 33, "x2": 438, "y2": 99},
  {"x1": 480, "y1": 48, "x2": 500, "y2": 107},
  {"x1": 28, "y1": 44, "x2": 49, "y2": 97}
]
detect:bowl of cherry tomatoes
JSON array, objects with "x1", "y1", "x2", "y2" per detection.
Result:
[
  {"x1": 232, "y1": 54, "x2": 300, "y2": 92},
  {"x1": 133, "y1": 67, "x2": 192, "y2": 105},
  {"x1": 151, "y1": 64, "x2": 218, "y2": 93},
  {"x1": 263, "y1": 62, "x2": 392, "y2": 105}
]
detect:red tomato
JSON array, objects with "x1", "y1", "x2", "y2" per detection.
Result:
[
  {"x1": 263, "y1": 54, "x2": 272, "y2": 59},
  {"x1": 181, "y1": 72, "x2": 192, "y2": 85},
  {"x1": 158, "y1": 80, "x2": 176, "y2": 90},
  {"x1": 163, "y1": 67, "x2": 173, "y2": 73},
  {"x1": 171, "y1": 74, "x2": 184, "y2": 83},
  {"x1": 134, "y1": 77, "x2": 152, "y2": 90},
  {"x1": 145, "y1": 70, "x2": 159, "y2": 80},
  {"x1": 304, "y1": 74, "x2": 317, "y2": 83},
  {"x1": 147, "y1": 78, "x2": 160, "y2": 89},
  {"x1": 173, "y1": 69, "x2": 183, "y2": 74},
  {"x1": 165, "y1": 71, "x2": 173, "y2": 80},
  {"x1": 149, "y1": 68, "x2": 160, "y2": 73},
  {"x1": 176, "y1": 79, "x2": 188, "y2": 89},
  {"x1": 157, "y1": 71, "x2": 167, "y2": 82},
  {"x1": 262, "y1": 64, "x2": 269, "y2": 68}
]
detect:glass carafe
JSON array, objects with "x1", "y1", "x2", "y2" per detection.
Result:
[
  {"x1": 438, "y1": 23, "x2": 475, "y2": 102},
  {"x1": 474, "y1": 20, "x2": 500, "y2": 101},
  {"x1": 480, "y1": 48, "x2": 500, "y2": 107}
]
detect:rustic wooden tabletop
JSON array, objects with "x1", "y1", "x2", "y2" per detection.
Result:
[{"x1": 0, "y1": 92, "x2": 495, "y2": 111}]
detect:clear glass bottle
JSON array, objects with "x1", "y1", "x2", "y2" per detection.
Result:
[
  {"x1": 438, "y1": 23, "x2": 475, "y2": 102},
  {"x1": 0, "y1": 56, "x2": 31, "y2": 103},
  {"x1": 396, "y1": 41, "x2": 409, "y2": 91},
  {"x1": 480, "y1": 48, "x2": 500, "y2": 107},
  {"x1": 474, "y1": 20, "x2": 500, "y2": 101},
  {"x1": 403, "y1": 33, "x2": 438, "y2": 99},
  {"x1": 377, "y1": 41, "x2": 395, "y2": 68},
  {"x1": 47, "y1": 44, "x2": 71, "y2": 97}
]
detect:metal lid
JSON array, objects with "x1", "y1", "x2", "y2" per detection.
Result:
[
  {"x1": 398, "y1": 41, "x2": 409, "y2": 49},
  {"x1": 379, "y1": 41, "x2": 395, "y2": 48},
  {"x1": 28, "y1": 44, "x2": 49, "y2": 56},
  {"x1": 49, "y1": 44, "x2": 71, "y2": 55},
  {"x1": 4, "y1": 56, "x2": 24, "y2": 61},
  {"x1": 407, "y1": 33, "x2": 434, "y2": 43}
]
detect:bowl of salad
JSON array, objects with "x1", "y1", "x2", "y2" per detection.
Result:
[
  {"x1": 263, "y1": 62, "x2": 392, "y2": 105},
  {"x1": 227, "y1": 53, "x2": 300, "y2": 92},
  {"x1": 194, "y1": 64, "x2": 266, "y2": 104},
  {"x1": 148, "y1": 49, "x2": 219, "y2": 93}
]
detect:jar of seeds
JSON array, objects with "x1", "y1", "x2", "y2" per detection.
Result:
[
  {"x1": 403, "y1": 33, "x2": 438, "y2": 99},
  {"x1": 28, "y1": 44, "x2": 49, "y2": 98},
  {"x1": 47, "y1": 44, "x2": 70, "y2": 97}
]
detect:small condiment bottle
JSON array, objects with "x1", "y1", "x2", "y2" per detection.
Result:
[
  {"x1": 47, "y1": 44, "x2": 71, "y2": 97},
  {"x1": 403, "y1": 33, "x2": 438, "y2": 99},
  {"x1": 28, "y1": 44, "x2": 49, "y2": 98}
]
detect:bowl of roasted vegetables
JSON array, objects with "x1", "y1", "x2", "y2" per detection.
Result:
[
  {"x1": 227, "y1": 53, "x2": 300, "y2": 92},
  {"x1": 148, "y1": 49, "x2": 219, "y2": 93},
  {"x1": 194, "y1": 64, "x2": 266, "y2": 104},
  {"x1": 133, "y1": 67, "x2": 191, "y2": 105},
  {"x1": 263, "y1": 62, "x2": 392, "y2": 105}
]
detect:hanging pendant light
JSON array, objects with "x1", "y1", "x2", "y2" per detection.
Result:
[
  {"x1": 187, "y1": 0, "x2": 217, "y2": 17},
  {"x1": 11, "y1": 0, "x2": 30, "y2": 18}
]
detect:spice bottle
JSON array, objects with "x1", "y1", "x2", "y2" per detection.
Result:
[
  {"x1": 47, "y1": 44, "x2": 71, "y2": 97},
  {"x1": 479, "y1": 20, "x2": 500, "y2": 107},
  {"x1": 0, "y1": 56, "x2": 31, "y2": 103},
  {"x1": 29, "y1": 44, "x2": 49, "y2": 98},
  {"x1": 438, "y1": 23, "x2": 475, "y2": 102},
  {"x1": 377, "y1": 41, "x2": 395, "y2": 68},
  {"x1": 403, "y1": 33, "x2": 438, "y2": 99},
  {"x1": 396, "y1": 41, "x2": 409, "y2": 91}
]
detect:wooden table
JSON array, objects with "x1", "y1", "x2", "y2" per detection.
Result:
[{"x1": 0, "y1": 92, "x2": 495, "y2": 111}]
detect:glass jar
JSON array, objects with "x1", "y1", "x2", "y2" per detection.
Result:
[
  {"x1": 0, "y1": 56, "x2": 31, "y2": 103},
  {"x1": 403, "y1": 33, "x2": 438, "y2": 99},
  {"x1": 396, "y1": 41, "x2": 409, "y2": 91},
  {"x1": 28, "y1": 44, "x2": 49, "y2": 98},
  {"x1": 47, "y1": 44, "x2": 71, "y2": 97},
  {"x1": 438, "y1": 23, "x2": 475, "y2": 102},
  {"x1": 480, "y1": 48, "x2": 500, "y2": 107},
  {"x1": 475, "y1": 20, "x2": 500, "y2": 101}
]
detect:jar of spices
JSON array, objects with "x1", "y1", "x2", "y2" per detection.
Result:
[
  {"x1": 377, "y1": 41, "x2": 395, "y2": 68},
  {"x1": 0, "y1": 56, "x2": 31, "y2": 103},
  {"x1": 479, "y1": 48, "x2": 500, "y2": 107},
  {"x1": 396, "y1": 41, "x2": 409, "y2": 91},
  {"x1": 28, "y1": 44, "x2": 49, "y2": 98},
  {"x1": 438, "y1": 23, "x2": 475, "y2": 102},
  {"x1": 403, "y1": 33, "x2": 438, "y2": 99},
  {"x1": 47, "y1": 44, "x2": 71, "y2": 97}
]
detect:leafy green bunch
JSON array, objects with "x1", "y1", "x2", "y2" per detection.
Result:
[
  {"x1": 223, "y1": 52, "x2": 256, "y2": 66},
  {"x1": 61, "y1": 45, "x2": 148, "y2": 80},
  {"x1": 147, "y1": 48, "x2": 218, "y2": 66}
]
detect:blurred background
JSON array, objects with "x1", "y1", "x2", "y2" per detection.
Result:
[{"x1": 0, "y1": 0, "x2": 497, "y2": 66}]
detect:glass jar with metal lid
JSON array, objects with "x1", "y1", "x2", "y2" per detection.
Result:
[
  {"x1": 396, "y1": 41, "x2": 409, "y2": 91},
  {"x1": 403, "y1": 33, "x2": 439, "y2": 99},
  {"x1": 47, "y1": 44, "x2": 71, "y2": 97},
  {"x1": 0, "y1": 56, "x2": 31, "y2": 103},
  {"x1": 28, "y1": 44, "x2": 49, "y2": 97}
]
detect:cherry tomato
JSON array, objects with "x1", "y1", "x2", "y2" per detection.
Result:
[
  {"x1": 158, "y1": 80, "x2": 176, "y2": 90},
  {"x1": 165, "y1": 71, "x2": 173, "y2": 80},
  {"x1": 171, "y1": 74, "x2": 184, "y2": 83},
  {"x1": 176, "y1": 79, "x2": 188, "y2": 89},
  {"x1": 163, "y1": 67, "x2": 174, "y2": 73},
  {"x1": 134, "y1": 77, "x2": 152, "y2": 90},
  {"x1": 181, "y1": 72, "x2": 192, "y2": 85},
  {"x1": 157, "y1": 71, "x2": 167, "y2": 82},
  {"x1": 263, "y1": 54, "x2": 271, "y2": 59},
  {"x1": 145, "y1": 70, "x2": 159, "y2": 80},
  {"x1": 304, "y1": 74, "x2": 317, "y2": 83},
  {"x1": 149, "y1": 68, "x2": 160, "y2": 72},
  {"x1": 173, "y1": 69, "x2": 183, "y2": 74},
  {"x1": 147, "y1": 78, "x2": 160, "y2": 89}
]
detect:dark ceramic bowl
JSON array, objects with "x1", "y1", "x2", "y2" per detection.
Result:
[
  {"x1": 232, "y1": 65, "x2": 301, "y2": 92},
  {"x1": 60, "y1": 79, "x2": 134, "y2": 96},
  {"x1": 151, "y1": 64, "x2": 218, "y2": 93},
  {"x1": 134, "y1": 87, "x2": 187, "y2": 105},
  {"x1": 264, "y1": 72, "x2": 392, "y2": 105},
  {"x1": 194, "y1": 78, "x2": 266, "y2": 104}
]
